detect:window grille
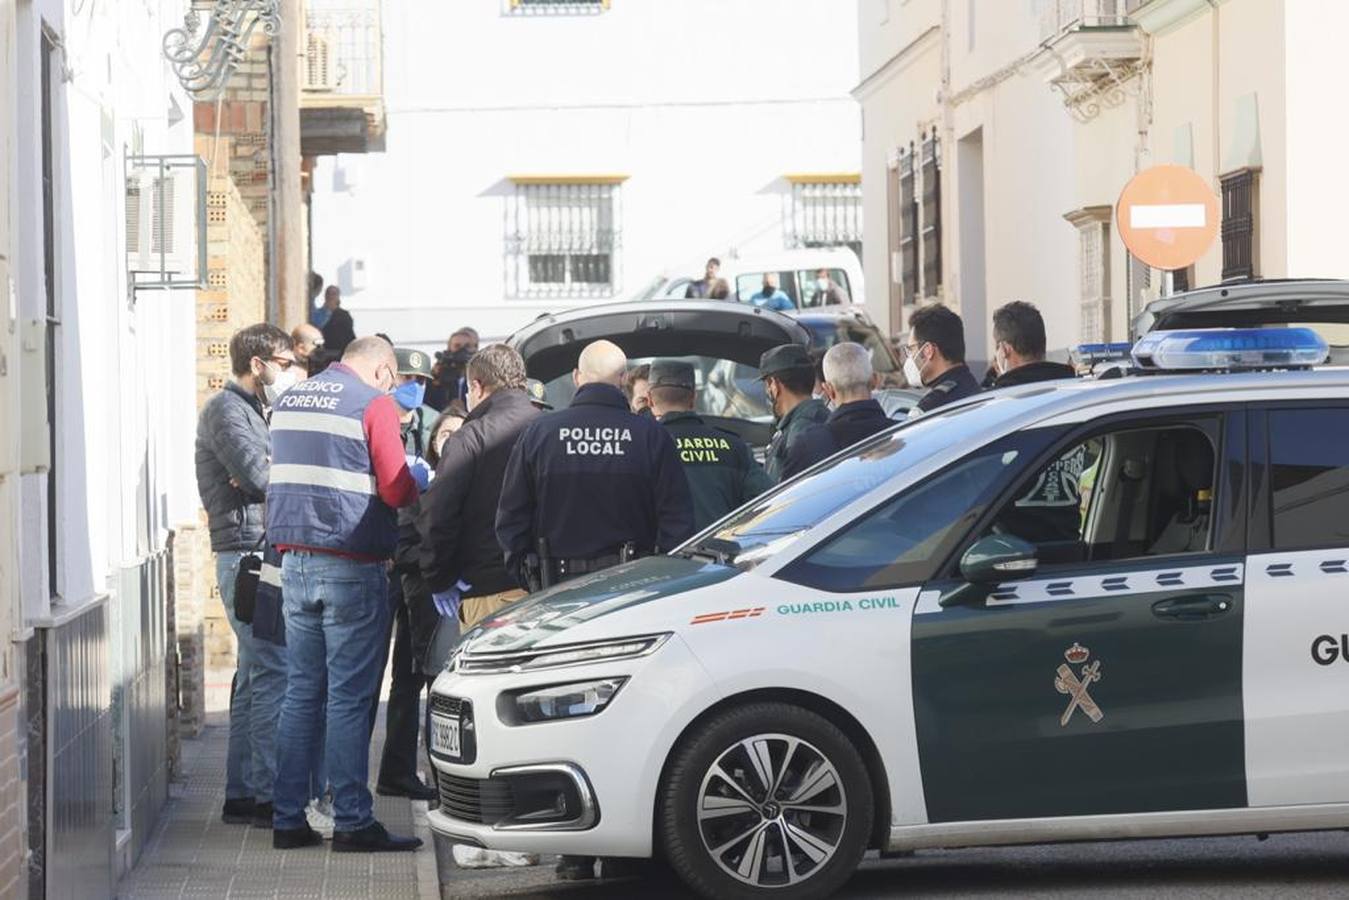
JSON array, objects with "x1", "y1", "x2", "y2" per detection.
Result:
[
  {"x1": 886, "y1": 155, "x2": 902, "y2": 324},
  {"x1": 1126, "y1": 250, "x2": 1152, "y2": 323},
  {"x1": 898, "y1": 145, "x2": 918, "y2": 305},
  {"x1": 1220, "y1": 168, "x2": 1258, "y2": 281},
  {"x1": 920, "y1": 128, "x2": 942, "y2": 298},
  {"x1": 787, "y1": 180, "x2": 862, "y2": 261},
  {"x1": 1170, "y1": 266, "x2": 1191, "y2": 294},
  {"x1": 506, "y1": 181, "x2": 620, "y2": 299},
  {"x1": 1065, "y1": 206, "x2": 1112, "y2": 342}
]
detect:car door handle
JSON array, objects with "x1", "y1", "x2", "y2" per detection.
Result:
[{"x1": 1151, "y1": 594, "x2": 1233, "y2": 621}]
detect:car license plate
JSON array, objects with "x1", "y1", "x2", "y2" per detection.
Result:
[{"x1": 431, "y1": 714, "x2": 461, "y2": 758}]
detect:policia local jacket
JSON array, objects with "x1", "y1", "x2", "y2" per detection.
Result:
[
  {"x1": 764, "y1": 396, "x2": 829, "y2": 482},
  {"x1": 660, "y1": 410, "x2": 774, "y2": 531},
  {"x1": 417, "y1": 389, "x2": 540, "y2": 597},
  {"x1": 495, "y1": 382, "x2": 695, "y2": 586}
]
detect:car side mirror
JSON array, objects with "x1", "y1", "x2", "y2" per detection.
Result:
[{"x1": 939, "y1": 535, "x2": 1038, "y2": 608}]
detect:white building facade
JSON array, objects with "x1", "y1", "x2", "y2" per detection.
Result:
[
  {"x1": 310, "y1": 0, "x2": 863, "y2": 343},
  {"x1": 3, "y1": 0, "x2": 201, "y2": 895},
  {"x1": 857, "y1": 0, "x2": 1349, "y2": 369}
]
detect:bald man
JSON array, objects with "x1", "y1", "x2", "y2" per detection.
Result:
[
  {"x1": 290, "y1": 323, "x2": 324, "y2": 368},
  {"x1": 266, "y1": 335, "x2": 426, "y2": 853},
  {"x1": 495, "y1": 341, "x2": 693, "y2": 879}
]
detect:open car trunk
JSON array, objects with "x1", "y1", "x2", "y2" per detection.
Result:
[{"x1": 506, "y1": 301, "x2": 810, "y2": 450}]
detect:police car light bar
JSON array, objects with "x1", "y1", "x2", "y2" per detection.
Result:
[
  {"x1": 1071, "y1": 342, "x2": 1133, "y2": 367},
  {"x1": 1131, "y1": 327, "x2": 1329, "y2": 371}
]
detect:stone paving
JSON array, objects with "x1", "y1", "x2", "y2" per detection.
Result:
[{"x1": 117, "y1": 708, "x2": 438, "y2": 900}]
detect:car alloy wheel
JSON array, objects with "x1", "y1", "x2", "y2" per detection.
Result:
[
  {"x1": 660, "y1": 701, "x2": 872, "y2": 899},
  {"x1": 696, "y1": 733, "x2": 848, "y2": 888}
]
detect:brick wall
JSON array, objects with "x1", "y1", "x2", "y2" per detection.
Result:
[{"x1": 176, "y1": 152, "x2": 267, "y2": 719}]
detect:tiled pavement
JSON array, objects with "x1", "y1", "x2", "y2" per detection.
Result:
[{"x1": 117, "y1": 708, "x2": 439, "y2": 900}]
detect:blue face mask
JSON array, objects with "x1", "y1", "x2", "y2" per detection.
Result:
[{"x1": 392, "y1": 380, "x2": 426, "y2": 411}]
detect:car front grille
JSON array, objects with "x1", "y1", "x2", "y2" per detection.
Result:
[
  {"x1": 436, "y1": 774, "x2": 517, "y2": 826},
  {"x1": 430, "y1": 694, "x2": 464, "y2": 717}
]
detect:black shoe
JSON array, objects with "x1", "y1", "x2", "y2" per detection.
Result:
[
  {"x1": 375, "y1": 776, "x2": 437, "y2": 802},
  {"x1": 273, "y1": 825, "x2": 323, "y2": 849},
  {"x1": 252, "y1": 801, "x2": 274, "y2": 829},
  {"x1": 331, "y1": 821, "x2": 423, "y2": 853},
  {"x1": 555, "y1": 855, "x2": 597, "y2": 881},
  {"x1": 221, "y1": 798, "x2": 255, "y2": 825}
]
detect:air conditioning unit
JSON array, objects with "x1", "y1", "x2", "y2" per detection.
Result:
[{"x1": 305, "y1": 30, "x2": 336, "y2": 91}]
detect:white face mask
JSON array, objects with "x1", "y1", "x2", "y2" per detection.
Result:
[
  {"x1": 816, "y1": 277, "x2": 829, "y2": 292},
  {"x1": 262, "y1": 363, "x2": 298, "y2": 405},
  {"x1": 903, "y1": 354, "x2": 924, "y2": 389}
]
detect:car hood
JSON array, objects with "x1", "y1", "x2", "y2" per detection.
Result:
[
  {"x1": 459, "y1": 556, "x2": 739, "y2": 654},
  {"x1": 507, "y1": 300, "x2": 809, "y2": 382}
]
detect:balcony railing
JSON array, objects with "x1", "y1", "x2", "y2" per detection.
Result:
[
  {"x1": 1039, "y1": 0, "x2": 1132, "y2": 43},
  {"x1": 303, "y1": 2, "x2": 382, "y2": 99}
]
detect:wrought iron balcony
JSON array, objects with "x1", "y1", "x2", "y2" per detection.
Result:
[
  {"x1": 300, "y1": 0, "x2": 386, "y2": 155},
  {"x1": 1034, "y1": 0, "x2": 1144, "y2": 122}
]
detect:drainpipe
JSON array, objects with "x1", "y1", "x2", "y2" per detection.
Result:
[{"x1": 271, "y1": 0, "x2": 305, "y2": 330}]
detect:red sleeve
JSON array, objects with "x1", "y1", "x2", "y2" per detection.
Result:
[{"x1": 363, "y1": 395, "x2": 418, "y2": 509}]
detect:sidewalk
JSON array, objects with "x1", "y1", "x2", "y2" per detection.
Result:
[{"x1": 117, "y1": 708, "x2": 439, "y2": 900}]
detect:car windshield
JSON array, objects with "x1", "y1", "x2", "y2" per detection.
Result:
[
  {"x1": 799, "y1": 318, "x2": 900, "y2": 374},
  {"x1": 543, "y1": 354, "x2": 773, "y2": 421},
  {"x1": 680, "y1": 396, "x2": 998, "y2": 568}
]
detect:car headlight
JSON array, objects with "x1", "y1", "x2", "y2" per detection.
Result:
[
  {"x1": 457, "y1": 633, "x2": 670, "y2": 674},
  {"x1": 500, "y1": 678, "x2": 627, "y2": 725}
]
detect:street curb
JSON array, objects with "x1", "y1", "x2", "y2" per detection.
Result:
[{"x1": 413, "y1": 799, "x2": 441, "y2": 900}]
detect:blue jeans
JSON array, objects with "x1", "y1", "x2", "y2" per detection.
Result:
[
  {"x1": 218, "y1": 551, "x2": 288, "y2": 804},
  {"x1": 273, "y1": 552, "x2": 391, "y2": 832}
]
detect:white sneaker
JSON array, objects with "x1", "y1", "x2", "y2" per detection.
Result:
[
  {"x1": 305, "y1": 799, "x2": 335, "y2": 839},
  {"x1": 451, "y1": 845, "x2": 539, "y2": 868}
]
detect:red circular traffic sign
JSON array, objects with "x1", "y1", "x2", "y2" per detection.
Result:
[{"x1": 1116, "y1": 165, "x2": 1219, "y2": 271}]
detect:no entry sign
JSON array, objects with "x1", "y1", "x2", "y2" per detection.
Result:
[{"x1": 1116, "y1": 164, "x2": 1219, "y2": 271}]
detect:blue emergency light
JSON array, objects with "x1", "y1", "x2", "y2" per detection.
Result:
[
  {"x1": 1071, "y1": 342, "x2": 1133, "y2": 368},
  {"x1": 1131, "y1": 327, "x2": 1329, "y2": 371}
]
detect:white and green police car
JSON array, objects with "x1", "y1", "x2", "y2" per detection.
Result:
[{"x1": 428, "y1": 323, "x2": 1349, "y2": 899}]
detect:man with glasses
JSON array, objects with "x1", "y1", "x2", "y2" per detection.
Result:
[
  {"x1": 195, "y1": 323, "x2": 297, "y2": 829},
  {"x1": 904, "y1": 303, "x2": 980, "y2": 416}
]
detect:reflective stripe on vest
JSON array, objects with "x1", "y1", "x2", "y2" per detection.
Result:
[{"x1": 265, "y1": 365, "x2": 398, "y2": 558}]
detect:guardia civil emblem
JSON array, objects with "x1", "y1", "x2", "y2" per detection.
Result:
[{"x1": 1055, "y1": 642, "x2": 1103, "y2": 727}]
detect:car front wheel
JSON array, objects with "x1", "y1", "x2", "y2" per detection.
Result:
[{"x1": 659, "y1": 702, "x2": 873, "y2": 900}]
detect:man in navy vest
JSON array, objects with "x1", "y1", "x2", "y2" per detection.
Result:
[{"x1": 266, "y1": 336, "x2": 427, "y2": 852}]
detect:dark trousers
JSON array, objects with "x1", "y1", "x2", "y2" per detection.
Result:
[{"x1": 370, "y1": 575, "x2": 430, "y2": 785}]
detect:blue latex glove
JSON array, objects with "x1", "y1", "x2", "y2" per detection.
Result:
[
  {"x1": 432, "y1": 579, "x2": 473, "y2": 619},
  {"x1": 406, "y1": 454, "x2": 432, "y2": 492}
]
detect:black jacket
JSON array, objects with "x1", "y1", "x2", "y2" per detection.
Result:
[
  {"x1": 195, "y1": 382, "x2": 270, "y2": 552},
  {"x1": 418, "y1": 389, "x2": 540, "y2": 597},
  {"x1": 496, "y1": 382, "x2": 695, "y2": 583},
  {"x1": 914, "y1": 364, "x2": 981, "y2": 414},
  {"x1": 991, "y1": 360, "x2": 1077, "y2": 389},
  {"x1": 782, "y1": 399, "x2": 892, "y2": 480},
  {"x1": 321, "y1": 307, "x2": 356, "y2": 353}
]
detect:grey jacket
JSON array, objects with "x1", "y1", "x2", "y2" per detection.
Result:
[{"x1": 195, "y1": 382, "x2": 271, "y2": 552}]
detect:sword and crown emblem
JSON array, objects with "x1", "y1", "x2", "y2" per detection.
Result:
[{"x1": 1055, "y1": 642, "x2": 1103, "y2": 727}]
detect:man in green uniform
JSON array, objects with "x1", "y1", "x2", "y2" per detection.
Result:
[
  {"x1": 759, "y1": 344, "x2": 830, "y2": 482},
  {"x1": 393, "y1": 348, "x2": 439, "y2": 457},
  {"x1": 650, "y1": 360, "x2": 774, "y2": 530}
]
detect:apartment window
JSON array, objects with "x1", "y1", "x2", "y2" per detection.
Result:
[
  {"x1": 1126, "y1": 251, "x2": 1152, "y2": 325},
  {"x1": 898, "y1": 145, "x2": 918, "y2": 304},
  {"x1": 919, "y1": 128, "x2": 942, "y2": 297},
  {"x1": 786, "y1": 177, "x2": 862, "y2": 261},
  {"x1": 1170, "y1": 266, "x2": 1192, "y2": 293},
  {"x1": 1220, "y1": 168, "x2": 1258, "y2": 281},
  {"x1": 1064, "y1": 206, "x2": 1112, "y2": 342},
  {"x1": 510, "y1": 0, "x2": 610, "y2": 12},
  {"x1": 506, "y1": 179, "x2": 621, "y2": 298}
]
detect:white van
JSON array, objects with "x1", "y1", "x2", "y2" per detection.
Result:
[{"x1": 634, "y1": 247, "x2": 865, "y2": 310}]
